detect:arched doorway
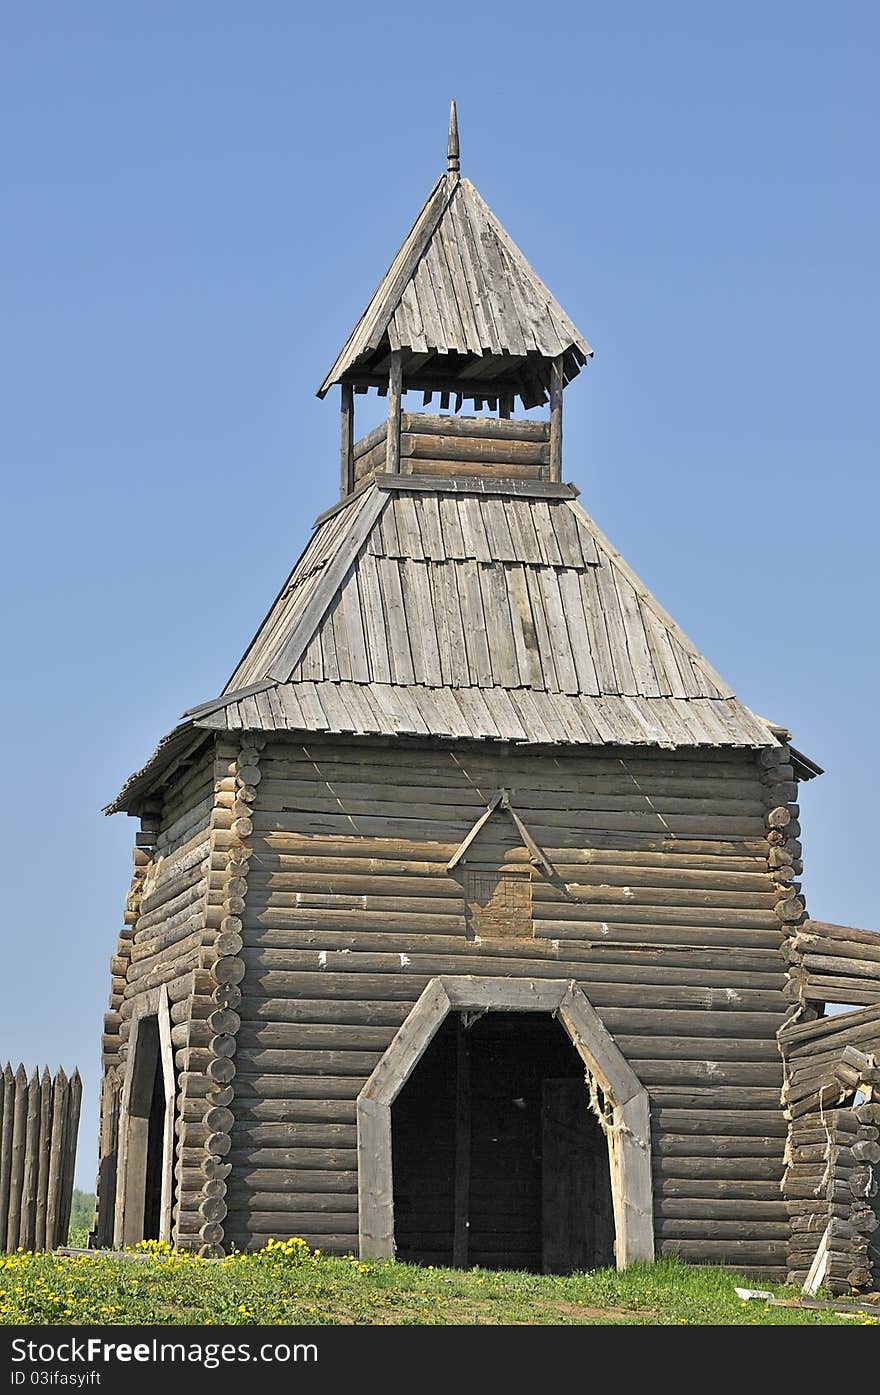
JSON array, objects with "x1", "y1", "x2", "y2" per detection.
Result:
[{"x1": 357, "y1": 977, "x2": 653, "y2": 1269}]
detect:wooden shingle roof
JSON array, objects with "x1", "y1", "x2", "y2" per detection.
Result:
[
  {"x1": 317, "y1": 172, "x2": 593, "y2": 408},
  {"x1": 106, "y1": 475, "x2": 778, "y2": 813},
  {"x1": 212, "y1": 479, "x2": 772, "y2": 744}
]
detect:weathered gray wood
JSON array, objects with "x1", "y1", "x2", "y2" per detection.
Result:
[
  {"x1": 20, "y1": 1071, "x2": 41, "y2": 1251},
  {"x1": 549, "y1": 355, "x2": 563, "y2": 481},
  {"x1": 34, "y1": 1069, "x2": 51, "y2": 1250},
  {"x1": 5, "y1": 1065, "x2": 28, "y2": 1251},
  {"x1": 340, "y1": 382, "x2": 354, "y2": 498},
  {"x1": 386, "y1": 352, "x2": 402, "y2": 474},
  {"x1": 45, "y1": 1068, "x2": 68, "y2": 1250}
]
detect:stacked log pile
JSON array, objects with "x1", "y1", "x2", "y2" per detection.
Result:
[
  {"x1": 0, "y1": 1064, "x2": 81, "y2": 1252},
  {"x1": 785, "y1": 921, "x2": 880, "y2": 1008},
  {"x1": 778, "y1": 1007, "x2": 879, "y2": 1292}
]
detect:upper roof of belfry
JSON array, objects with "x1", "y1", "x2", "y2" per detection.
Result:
[
  {"x1": 317, "y1": 103, "x2": 592, "y2": 409},
  {"x1": 106, "y1": 106, "x2": 795, "y2": 816}
]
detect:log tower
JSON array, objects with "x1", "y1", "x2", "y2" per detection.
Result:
[{"x1": 93, "y1": 105, "x2": 880, "y2": 1288}]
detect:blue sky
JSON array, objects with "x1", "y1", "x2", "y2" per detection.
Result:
[{"x1": 2, "y1": 2, "x2": 878, "y2": 1187}]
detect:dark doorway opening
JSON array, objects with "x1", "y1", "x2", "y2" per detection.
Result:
[
  {"x1": 391, "y1": 1011, "x2": 615, "y2": 1273},
  {"x1": 127, "y1": 1016, "x2": 167, "y2": 1242}
]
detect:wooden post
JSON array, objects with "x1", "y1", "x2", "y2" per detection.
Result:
[
  {"x1": 20, "y1": 1070, "x2": 40, "y2": 1252},
  {"x1": 339, "y1": 382, "x2": 354, "y2": 498},
  {"x1": 0, "y1": 1065, "x2": 13, "y2": 1252},
  {"x1": 549, "y1": 355, "x2": 563, "y2": 481},
  {"x1": 453, "y1": 1016, "x2": 471, "y2": 1267},
  {"x1": 45, "y1": 1068, "x2": 68, "y2": 1250},
  {"x1": 386, "y1": 351, "x2": 403, "y2": 474},
  {"x1": 34, "y1": 1069, "x2": 51, "y2": 1251},
  {"x1": 499, "y1": 392, "x2": 513, "y2": 419},
  {"x1": 6, "y1": 1064, "x2": 28, "y2": 1251},
  {"x1": 57, "y1": 1069, "x2": 82, "y2": 1247}
]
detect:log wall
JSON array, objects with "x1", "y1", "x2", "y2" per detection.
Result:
[
  {"x1": 95, "y1": 742, "x2": 216, "y2": 1249},
  {"x1": 353, "y1": 414, "x2": 551, "y2": 487},
  {"x1": 223, "y1": 734, "x2": 798, "y2": 1276}
]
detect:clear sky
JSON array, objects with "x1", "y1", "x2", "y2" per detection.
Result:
[{"x1": 2, "y1": 2, "x2": 878, "y2": 1189}]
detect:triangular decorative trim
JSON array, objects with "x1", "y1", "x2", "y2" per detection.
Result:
[{"x1": 447, "y1": 788, "x2": 553, "y2": 876}]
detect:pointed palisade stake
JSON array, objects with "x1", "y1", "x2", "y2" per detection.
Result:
[
  {"x1": 44, "y1": 1067, "x2": 68, "y2": 1251},
  {"x1": 58, "y1": 1069, "x2": 82, "y2": 1245},
  {"x1": 0, "y1": 1065, "x2": 14, "y2": 1252},
  {"x1": 34, "y1": 1068, "x2": 52, "y2": 1251},
  {"x1": 447, "y1": 98, "x2": 459, "y2": 173},
  {"x1": 6, "y1": 1064, "x2": 29, "y2": 1252},
  {"x1": 20, "y1": 1069, "x2": 41, "y2": 1252}
]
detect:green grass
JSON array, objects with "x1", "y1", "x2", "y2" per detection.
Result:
[
  {"x1": 0, "y1": 1238, "x2": 875, "y2": 1325},
  {"x1": 66, "y1": 1190, "x2": 95, "y2": 1250}
]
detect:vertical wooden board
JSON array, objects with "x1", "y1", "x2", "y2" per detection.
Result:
[
  {"x1": 358, "y1": 1099, "x2": 394, "y2": 1259},
  {"x1": 456, "y1": 498, "x2": 493, "y2": 564},
  {"x1": 428, "y1": 564, "x2": 470, "y2": 688},
  {"x1": 506, "y1": 564, "x2": 544, "y2": 688},
  {"x1": 400, "y1": 561, "x2": 442, "y2": 685},
  {"x1": 536, "y1": 569, "x2": 579, "y2": 694},
  {"x1": 356, "y1": 552, "x2": 392, "y2": 686},
  {"x1": 481, "y1": 497, "x2": 518, "y2": 562},
  {"x1": 557, "y1": 569, "x2": 599, "y2": 695},
  {"x1": 480, "y1": 562, "x2": 520, "y2": 687},
  {"x1": 414, "y1": 493, "x2": 446, "y2": 561},
  {"x1": 339, "y1": 570, "x2": 370, "y2": 683},
  {"x1": 613, "y1": 571, "x2": 662, "y2": 698},
  {"x1": 459, "y1": 560, "x2": 493, "y2": 686},
  {"x1": 594, "y1": 559, "x2": 638, "y2": 696},
  {"x1": 613, "y1": 1092, "x2": 654, "y2": 1266},
  {"x1": 531, "y1": 502, "x2": 564, "y2": 566},
  {"x1": 375, "y1": 556, "x2": 416, "y2": 685},
  {"x1": 541, "y1": 1078, "x2": 613, "y2": 1274},
  {"x1": 577, "y1": 567, "x2": 616, "y2": 694},
  {"x1": 437, "y1": 494, "x2": 467, "y2": 560},
  {"x1": 524, "y1": 566, "x2": 560, "y2": 691}
]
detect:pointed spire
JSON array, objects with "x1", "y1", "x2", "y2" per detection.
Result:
[{"x1": 447, "y1": 99, "x2": 460, "y2": 173}]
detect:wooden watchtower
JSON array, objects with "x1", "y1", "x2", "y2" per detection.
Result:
[{"x1": 94, "y1": 106, "x2": 880, "y2": 1286}]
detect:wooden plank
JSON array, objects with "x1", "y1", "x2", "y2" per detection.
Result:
[
  {"x1": 549, "y1": 355, "x2": 563, "y2": 481},
  {"x1": 339, "y1": 383, "x2": 354, "y2": 497},
  {"x1": 385, "y1": 352, "x2": 402, "y2": 473}
]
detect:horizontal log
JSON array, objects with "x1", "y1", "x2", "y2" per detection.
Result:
[
  {"x1": 229, "y1": 1148, "x2": 356, "y2": 1171},
  {"x1": 656, "y1": 1179, "x2": 781, "y2": 1200},
  {"x1": 400, "y1": 430, "x2": 549, "y2": 465},
  {"x1": 240, "y1": 970, "x2": 786, "y2": 1014},
  {"x1": 400, "y1": 456, "x2": 549, "y2": 480},
  {"x1": 238, "y1": 945, "x2": 785, "y2": 991},
  {"x1": 654, "y1": 1219, "x2": 789, "y2": 1240},
  {"x1": 652, "y1": 1134, "x2": 783, "y2": 1158},
  {"x1": 653, "y1": 1156, "x2": 783, "y2": 1181},
  {"x1": 230, "y1": 1101, "x2": 356, "y2": 1127},
  {"x1": 223, "y1": 1192, "x2": 358, "y2": 1213},
  {"x1": 658, "y1": 1239, "x2": 787, "y2": 1262},
  {"x1": 400, "y1": 412, "x2": 550, "y2": 442},
  {"x1": 654, "y1": 1198, "x2": 788, "y2": 1219}
]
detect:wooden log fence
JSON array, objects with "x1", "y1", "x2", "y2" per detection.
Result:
[{"x1": 0, "y1": 1064, "x2": 81, "y2": 1253}]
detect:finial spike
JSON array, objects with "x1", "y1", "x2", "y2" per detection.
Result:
[{"x1": 447, "y1": 100, "x2": 460, "y2": 173}]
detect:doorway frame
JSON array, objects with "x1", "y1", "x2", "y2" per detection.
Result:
[
  {"x1": 357, "y1": 975, "x2": 654, "y2": 1268},
  {"x1": 113, "y1": 986, "x2": 176, "y2": 1247}
]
